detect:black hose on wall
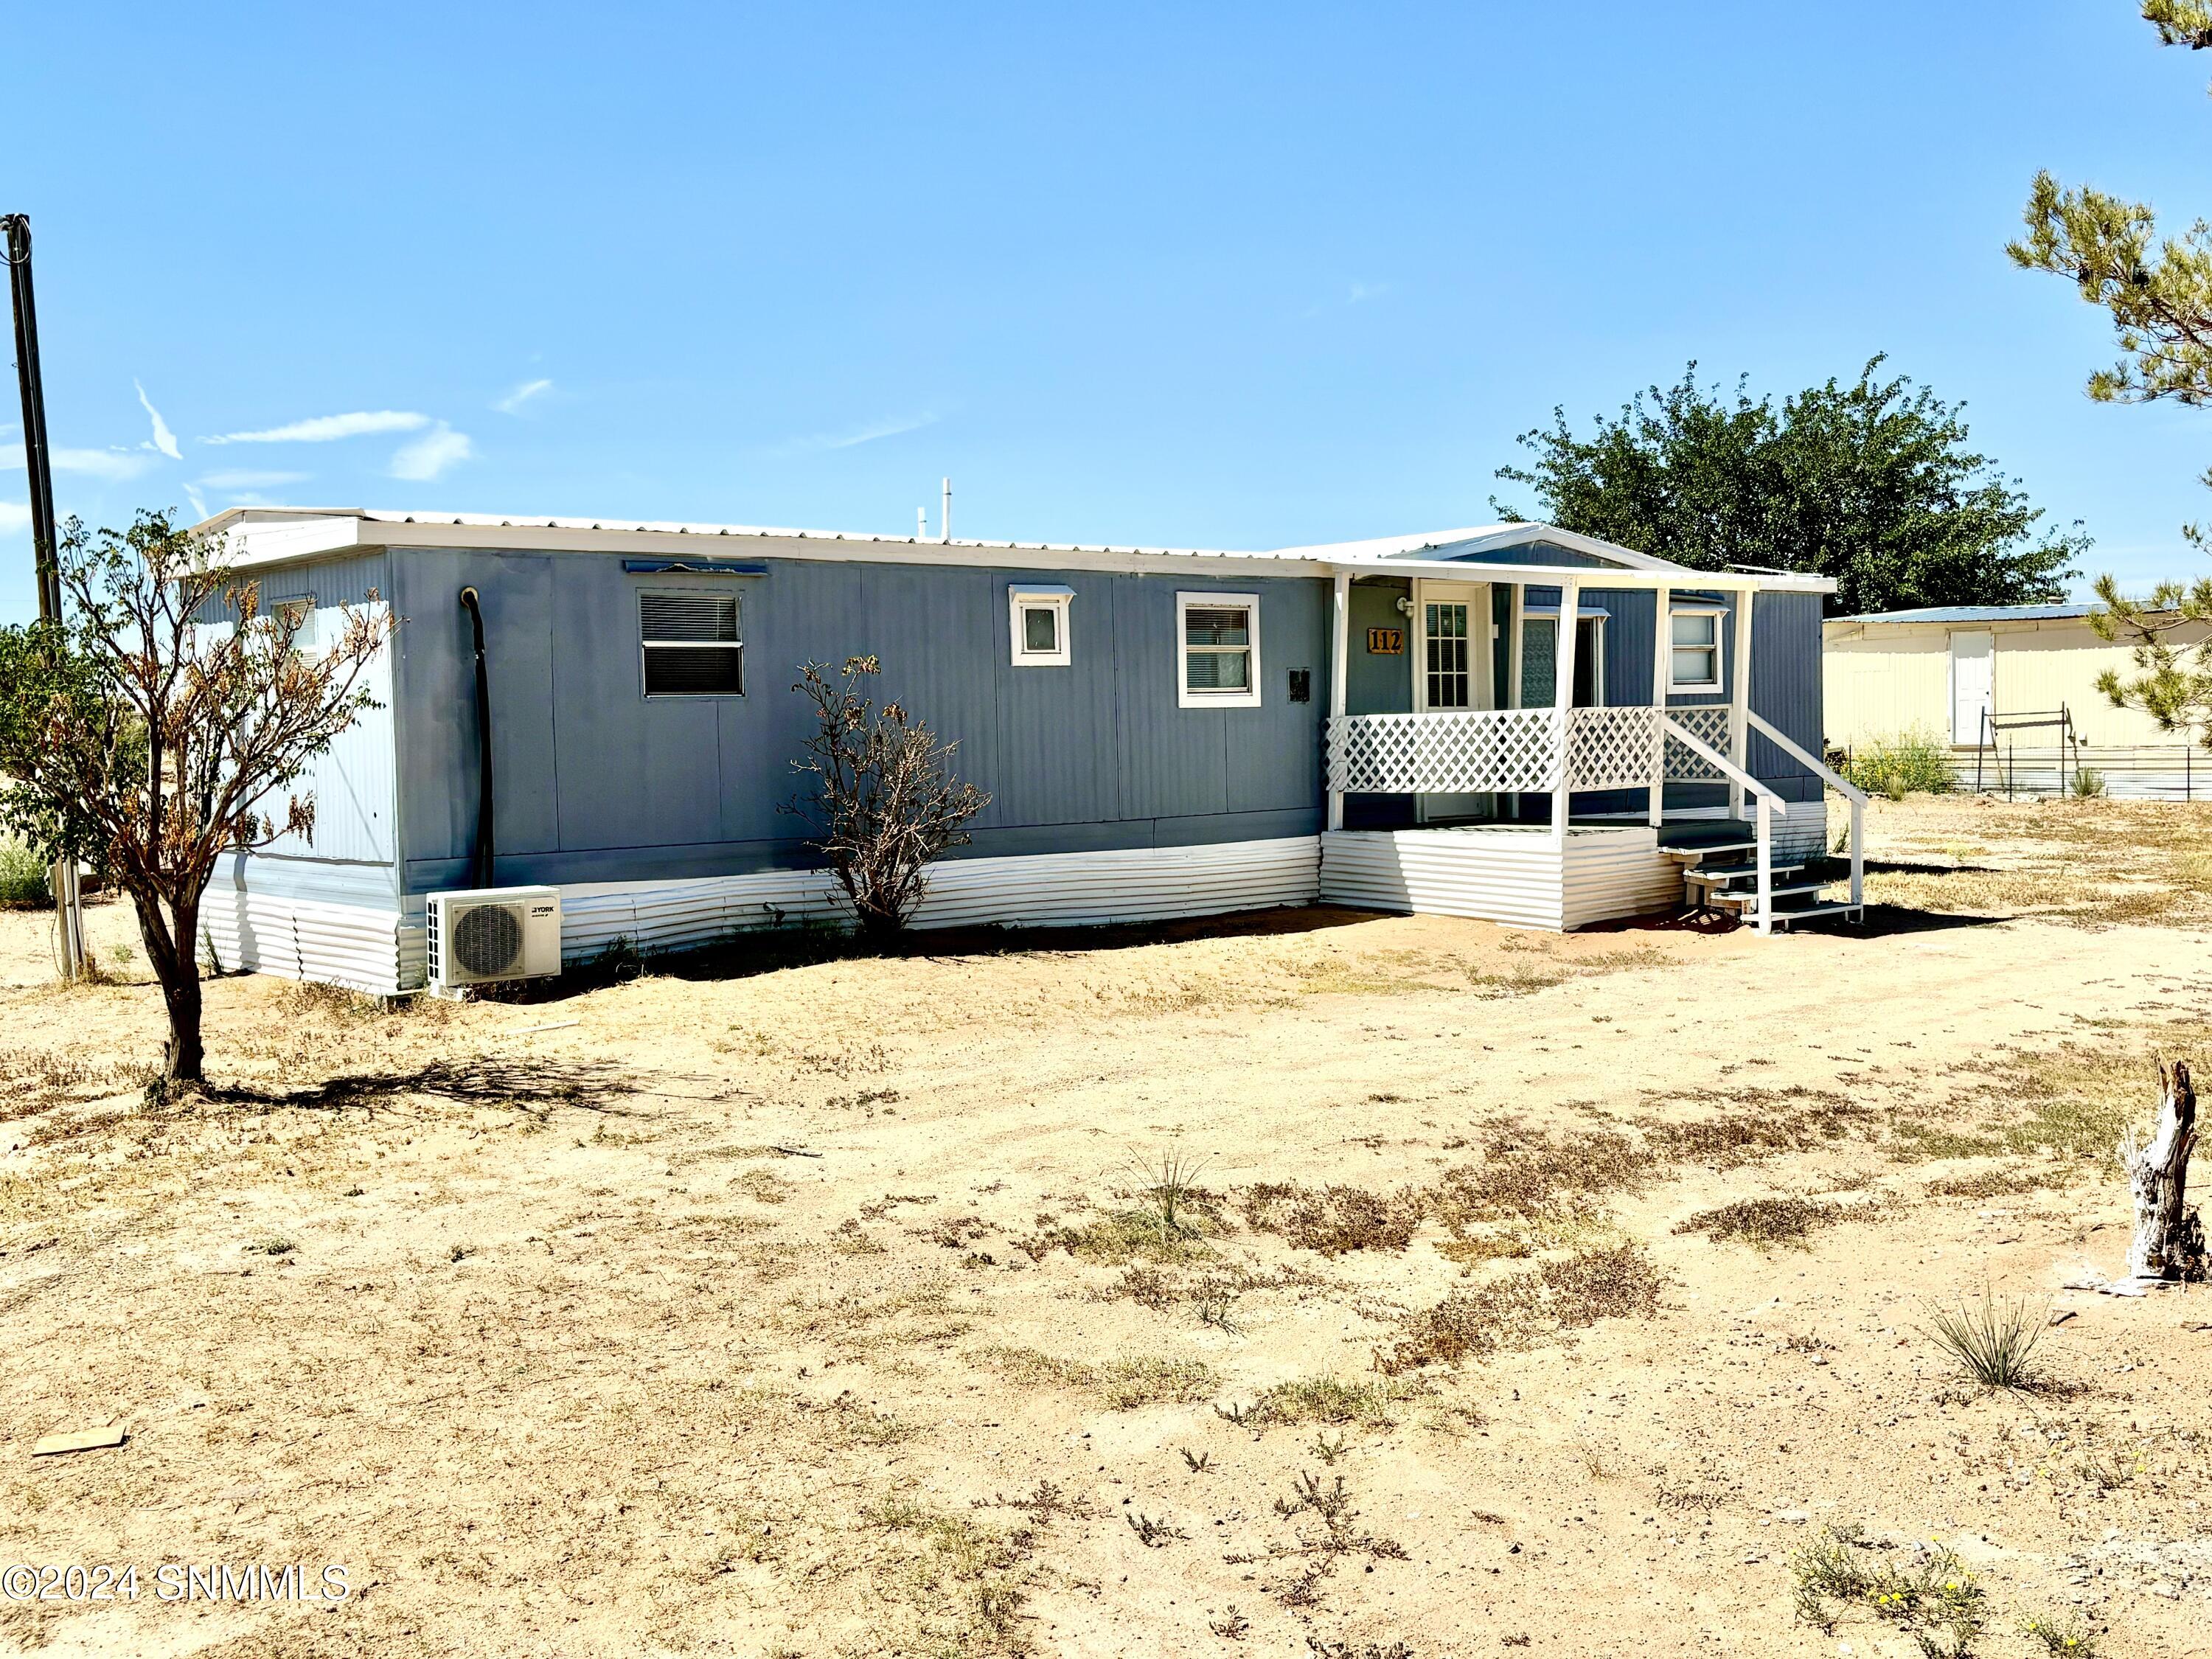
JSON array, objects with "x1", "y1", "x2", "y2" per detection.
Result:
[{"x1": 459, "y1": 586, "x2": 495, "y2": 889}]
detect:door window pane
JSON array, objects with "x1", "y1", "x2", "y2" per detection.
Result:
[{"x1": 1425, "y1": 602, "x2": 1471, "y2": 709}]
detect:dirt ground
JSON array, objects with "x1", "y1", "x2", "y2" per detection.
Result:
[{"x1": 1, "y1": 794, "x2": 2209, "y2": 1659}]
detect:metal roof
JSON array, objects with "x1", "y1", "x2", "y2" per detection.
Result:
[
  {"x1": 184, "y1": 507, "x2": 1834, "y2": 593},
  {"x1": 1832, "y1": 603, "x2": 2097, "y2": 625}
]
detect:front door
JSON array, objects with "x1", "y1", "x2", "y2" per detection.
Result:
[
  {"x1": 1415, "y1": 581, "x2": 1490, "y2": 822},
  {"x1": 1950, "y1": 630, "x2": 1993, "y2": 746}
]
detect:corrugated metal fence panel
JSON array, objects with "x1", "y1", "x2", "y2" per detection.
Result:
[
  {"x1": 1562, "y1": 831, "x2": 1683, "y2": 928},
  {"x1": 198, "y1": 888, "x2": 403, "y2": 996},
  {"x1": 1318, "y1": 831, "x2": 1567, "y2": 929},
  {"x1": 1949, "y1": 748, "x2": 2212, "y2": 801},
  {"x1": 551, "y1": 836, "x2": 1323, "y2": 961}
]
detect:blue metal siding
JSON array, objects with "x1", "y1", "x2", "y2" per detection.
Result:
[
  {"x1": 392, "y1": 551, "x2": 1329, "y2": 893},
  {"x1": 1346, "y1": 580, "x2": 1412, "y2": 715}
]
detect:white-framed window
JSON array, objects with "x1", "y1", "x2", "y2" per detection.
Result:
[
  {"x1": 1008, "y1": 584, "x2": 1074, "y2": 667},
  {"x1": 639, "y1": 590, "x2": 744, "y2": 698},
  {"x1": 1177, "y1": 591, "x2": 1261, "y2": 709},
  {"x1": 1668, "y1": 605, "x2": 1723, "y2": 692}
]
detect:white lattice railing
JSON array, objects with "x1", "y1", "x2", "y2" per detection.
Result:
[
  {"x1": 1664, "y1": 703, "x2": 1731, "y2": 781},
  {"x1": 1329, "y1": 706, "x2": 1710, "y2": 794},
  {"x1": 1325, "y1": 709, "x2": 1562, "y2": 793}
]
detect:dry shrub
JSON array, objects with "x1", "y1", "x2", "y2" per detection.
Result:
[
  {"x1": 1674, "y1": 1197, "x2": 1841, "y2": 1249},
  {"x1": 1377, "y1": 1243, "x2": 1664, "y2": 1374},
  {"x1": 1240, "y1": 1181, "x2": 1426, "y2": 1255}
]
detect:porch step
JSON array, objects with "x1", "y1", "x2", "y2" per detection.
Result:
[
  {"x1": 1767, "y1": 900, "x2": 1865, "y2": 931},
  {"x1": 1706, "y1": 880, "x2": 1840, "y2": 906},
  {"x1": 1683, "y1": 859, "x2": 1804, "y2": 888}
]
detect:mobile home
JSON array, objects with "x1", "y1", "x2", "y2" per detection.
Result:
[
  {"x1": 1825, "y1": 602, "x2": 2212, "y2": 797},
  {"x1": 193, "y1": 509, "x2": 1852, "y2": 994}
]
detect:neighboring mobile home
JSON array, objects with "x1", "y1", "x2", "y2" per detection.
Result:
[
  {"x1": 1824, "y1": 602, "x2": 2212, "y2": 796},
  {"x1": 192, "y1": 509, "x2": 1855, "y2": 994}
]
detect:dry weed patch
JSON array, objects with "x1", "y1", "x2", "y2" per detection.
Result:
[
  {"x1": 1239, "y1": 1181, "x2": 1426, "y2": 1255},
  {"x1": 1245, "y1": 1374, "x2": 1422, "y2": 1429},
  {"x1": 1377, "y1": 1242, "x2": 1665, "y2": 1374},
  {"x1": 1673, "y1": 1196, "x2": 1844, "y2": 1250},
  {"x1": 973, "y1": 1345, "x2": 1218, "y2": 1409}
]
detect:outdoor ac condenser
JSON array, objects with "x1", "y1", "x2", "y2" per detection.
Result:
[{"x1": 426, "y1": 886, "x2": 563, "y2": 994}]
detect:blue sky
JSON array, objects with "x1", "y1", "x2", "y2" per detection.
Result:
[{"x1": 5, "y1": 2, "x2": 2211, "y2": 622}]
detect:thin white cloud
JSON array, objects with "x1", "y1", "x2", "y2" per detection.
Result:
[
  {"x1": 389, "y1": 422, "x2": 473, "y2": 481},
  {"x1": 777, "y1": 412, "x2": 940, "y2": 456},
  {"x1": 1, "y1": 441, "x2": 158, "y2": 481},
  {"x1": 204, "y1": 410, "x2": 431, "y2": 445},
  {"x1": 0, "y1": 501, "x2": 30, "y2": 534},
  {"x1": 53, "y1": 446, "x2": 159, "y2": 481},
  {"x1": 195, "y1": 468, "x2": 309, "y2": 490},
  {"x1": 182, "y1": 486, "x2": 210, "y2": 522},
  {"x1": 134, "y1": 380, "x2": 182, "y2": 459},
  {"x1": 495, "y1": 378, "x2": 553, "y2": 414},
  {"x1": 1346, "y1": 279, "x2": 1393, "y2": 305}
]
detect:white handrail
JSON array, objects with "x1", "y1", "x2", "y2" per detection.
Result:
[
  {"x1": 1663, "y1": 715, "x2": 1784, "y2": 935},
  {"x1": 1747, "y1": 710, "x2": 1864, "y2": 909}
]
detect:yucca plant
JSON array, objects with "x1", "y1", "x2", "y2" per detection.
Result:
[
  {"x1": 1923, "y1": 1284, "x2": 2048, "y2": 1391},
  {"x1": 1127, "y1": 1146, "x2": 1210, "y2": 1239}
]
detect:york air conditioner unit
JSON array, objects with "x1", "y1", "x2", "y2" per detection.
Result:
[{"x1": 426, "y1": 886, "x2": 562, "y2": 993}]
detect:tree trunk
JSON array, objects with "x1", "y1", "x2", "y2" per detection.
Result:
[
  {"x1": 134, "y1": 891, "x2": 206, "y2": 1085},
  {"x1": 2124, "y1": 1061, "x2": 2202, "y2": 1281}
]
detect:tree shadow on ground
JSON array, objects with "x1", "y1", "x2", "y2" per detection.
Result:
[{"x1": 206, "y1": 1057, "x2": 641, "y2": 1116}]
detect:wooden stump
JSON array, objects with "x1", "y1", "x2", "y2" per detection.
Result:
[{"x1": 2124, "y1": 1060, "x2": 2204, "y2": 1281}]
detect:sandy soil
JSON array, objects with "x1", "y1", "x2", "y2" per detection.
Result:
[{"x1": 0, "y1": 796, "x2": 2208, "y2": 1658}]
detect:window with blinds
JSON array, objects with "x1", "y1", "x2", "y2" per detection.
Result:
[
  {"x1": 1177, "y1": 591, "x2": 1262, "y2": 706},
  {"x1": 639, "y1": 591, "x2": 744, "y2": 697}
]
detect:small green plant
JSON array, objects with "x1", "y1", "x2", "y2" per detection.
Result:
[
  {"x1": 0, "y1": 836, "x2": 49, "y2": 907},
  {"x1": 1842, "y1": 728, "x2": 1955, "y2": 798},
  {"x1": 248, "y1": 1236, "x2": 295, "y2": 1256},
  {"x1": 2023, "y1": 1610, "x2": 2098, "y2": 1655},
  {"x1": 1923, "y1": 1284, "x2": 2048, "y2": 1392},
  {"x1": 1126, "y1": 1512, "x2": 1187, "y2": 1548},
  {"x1": 1308, "y1": 1430, "x2": 1349, "y2": 1467},
  {"x1": 1128, "y1": 1145, "x2": 1210, "y2": 1239},
  {"x1": 1179, "y1": 1447, "x2": 1211, "y2": 1473},
  {"x1": 2069, "y1": 766, "x2": 2106, "y2": 799},
  {"x1": 1791, "y1": 1526, "x2": 1986, "y2": 1655}
]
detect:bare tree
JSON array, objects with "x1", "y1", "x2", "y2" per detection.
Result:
[
  {"x1": 785, "y1": 656, "x2": 989, "y2": 939},
  {"x1": 0, "y1": 511, "x2": 394, "y2": 1084}
]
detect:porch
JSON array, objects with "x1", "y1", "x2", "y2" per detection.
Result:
[{"x1": 1314, "y1": 556, "x2": 1865, "y2": 933}]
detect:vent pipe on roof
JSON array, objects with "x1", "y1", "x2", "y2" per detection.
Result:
[
  {"x1": 917, "y1": 505, "x2": 926, "y2": 540},
  {"x1": 941, "y1": 477, "x2": 951, "y2": 543}
]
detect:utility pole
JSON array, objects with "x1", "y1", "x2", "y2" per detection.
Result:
[{"x1": 4, "y1": 213, "x2": 87, "y2": 981}]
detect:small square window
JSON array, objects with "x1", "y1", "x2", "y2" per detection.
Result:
[
  {"x1": 1177, "y1": 591, "x2": 1262, "y2": 708},
  {"x1": 1669, "y1": 609, "x2": 1722, "y2": 691},
  {"x1": 641, "y1": 591, "x2": 744, "y2": 697},
  {"x1": 1008, "y1": 585, "x2": 1074, "y2": 667}
]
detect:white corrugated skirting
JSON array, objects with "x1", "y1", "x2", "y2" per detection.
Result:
[
  {"x1": 1561, "y1": 832, "x2": 1688, "y2": 929},
  {"x1": 404, "y1": 836, "x2": 1331, "y2": 980},
  {"x1": 198, "y1": 886, "x2": 404, "y2": 996},
  {"x1": 1318, "y1": 830, "x2": 1572, "y2": 930}
]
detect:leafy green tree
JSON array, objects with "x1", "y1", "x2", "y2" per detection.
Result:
[
  {"x1": 0, "y1": 512, "x2": 392, "y2": 1083},
  {"x1": 1492, "y1": 360, "x2": 2086, "y2": 616},
  {"x1": 2010, "y1": 2, "x2": 2212, "y2": 739}
]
